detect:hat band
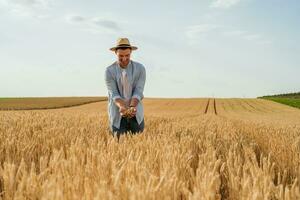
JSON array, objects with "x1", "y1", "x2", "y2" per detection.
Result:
[{"x1": 117, "y1": 44, "x2": 131, "y2": 47}]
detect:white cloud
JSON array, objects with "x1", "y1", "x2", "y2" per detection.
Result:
[
  {"x1": 0, "y1": 0, "x2": 52, "y2": 17},
  {"x1": 92, "y1": 18, "x2": 121, "y2": 31},
  {"x1": 243, "y1": 34, "x2": 261, "y2": 41},
  {"x1": 8, "y1": 0, "x2": 49, "y2": 7},
  {"x1": 258, "y1": 40, "x2": 272, "y2": 45},
  {"x1": 65, "y1": 14, "x2": 122, "y2": 34},
  {"x1": 185, "y1": 24, "x2": 272, "y2": 46},
  {"x1": 223, "y1": 29, "x2": 272, "y2": 44},
  {"x1": 211, "y1": 0, "x2": 242, "y2": 9},
  {"x1": 66, "y1": 15, "x2": 86, "y2": 23},
  {"x1": 223, "y1": 30, "x2": 246, "y2": 36},
  {"x1": 185, "y1": 24, "x2": 219, "y2": 39}
]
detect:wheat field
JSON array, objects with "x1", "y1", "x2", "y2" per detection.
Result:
[
  {"x1": 1, "y1": 98, "x2": 300, "y2": 200},
  {"x1": 0, "y1": 97, "x2": 106, "y2": 110}
]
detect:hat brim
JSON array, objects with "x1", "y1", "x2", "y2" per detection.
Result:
[{"x1": 109, "y1": 45, "x2": 138, "y2": 51}]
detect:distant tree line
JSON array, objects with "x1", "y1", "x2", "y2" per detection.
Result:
[{"x1": 259, "y1": 92, "x2": 300, "y2": 99}]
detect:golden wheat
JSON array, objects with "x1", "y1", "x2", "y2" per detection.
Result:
[
  {"x1": 0, "y1": 98, "x2": 300, "y2": 199},
  {"x1": 0, "y1": 97, "x2": 106, "y2": 110}
]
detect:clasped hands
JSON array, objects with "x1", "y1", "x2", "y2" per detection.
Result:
[
  {"x1": 115, "y1": 97, "x2": 139, "y2": 119},
  {"x1": 119, "y1": 106, "x2": 137, "y2": 118}
]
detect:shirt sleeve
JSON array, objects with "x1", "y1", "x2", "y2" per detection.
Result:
[
  {"x1": 105, "y1": 68, "x2": 122, "y2": 102},
  {"x1": 132, "y1": 65, "x2": 146, "y2": 101}
]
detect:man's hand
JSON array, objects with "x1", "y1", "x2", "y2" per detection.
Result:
[
  {"x1": 129, "y1": 98, "x2": 139, "y2": 108},
  {"x1": 115, "y1": 98, "x2": 130, "y2": 117},
  {"x1": 121, "y1": 107, "x2": 136, "y2": 118},
  {"x1": 119, "y1": 105, "x2": 128, "y2": 117},
  {"x1": 115, "y1": 98, "x2": 126, "y2": 109},
  {"x1": 127, "y1": 97, "x2": 139, "y2": 118},
  {"x1": 127, "y1": 106, "x2": 137, "y2": 118},
  {"x1": 115, "y1": 98, "x2": 139, "y2": 118}
]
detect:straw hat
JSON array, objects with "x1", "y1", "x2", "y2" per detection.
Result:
[{"x1": 109, "y1": 38, "x2": 138, "y2": 51}]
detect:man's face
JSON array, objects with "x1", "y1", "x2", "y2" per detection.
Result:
[{"x1": 115, "y1": 48, "x2": 131, "y2": 67}]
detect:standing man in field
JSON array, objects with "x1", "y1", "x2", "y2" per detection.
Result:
[{"x1": 105, "y1": 38, "x2": 146, "y2": 139}]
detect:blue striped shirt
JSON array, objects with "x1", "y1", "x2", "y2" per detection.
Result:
[{"x1": 105, "y1": 60, "x2": 146, "y2": 129}]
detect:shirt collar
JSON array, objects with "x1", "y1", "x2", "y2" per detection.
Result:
[{"x1": 117, "y1": 60, "x2": 132, "y2": 71}]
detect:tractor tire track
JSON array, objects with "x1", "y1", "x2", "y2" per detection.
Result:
[
  {"x1": 204, "y1": 98, "x2": 217, "y2": 115},
  {"x1": 204, "y1": 99, "x2": 210, "y2": 114},
  {"x1": 213, "y1": 98, "x2": 218, "y2": 115}
]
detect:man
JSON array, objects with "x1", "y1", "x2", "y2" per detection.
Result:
[{"x1": 105, "y1": 38, "x2": 146, "y2": 138}]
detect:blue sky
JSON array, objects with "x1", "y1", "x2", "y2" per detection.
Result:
[{"x1": 1, "y1": 0, "x2": 299, "y2": 98}]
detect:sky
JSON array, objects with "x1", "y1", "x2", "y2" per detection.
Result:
[{"x1": 1, "y1": 0, "x2": 300, "y2": 98}]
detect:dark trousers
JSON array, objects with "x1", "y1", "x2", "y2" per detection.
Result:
[{"x1": 111, "y1": 116, "x2": 144, "y2": 138}]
